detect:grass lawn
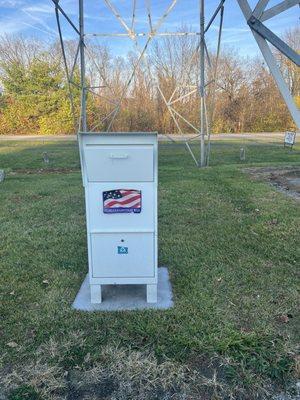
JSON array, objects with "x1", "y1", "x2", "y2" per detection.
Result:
[{"x1": 0, "y1": 138, "x2": 299, "y2": 399}]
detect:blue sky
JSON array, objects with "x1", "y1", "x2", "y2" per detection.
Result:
[{"x1": 0, "y1": 0, "x2": 298, "y2": 58}]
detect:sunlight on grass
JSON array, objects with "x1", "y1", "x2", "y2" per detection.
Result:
[{"x1": 0, "y1": 139, "x2": 299, "y2": 399}]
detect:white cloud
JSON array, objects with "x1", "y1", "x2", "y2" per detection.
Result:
[
  {"x1": 0, "y1": 0, "x2": 59, "y2": 38},
  {"x1": 22, "y1": 21, "x2": 57, "y2": 37},
  {"x1": 24, "y1": 4, "x2": 53, "y2": 14},
  {"x1": 0, "y1": 18, "x2": 24, "y2": 35},
  {"x1": 0, "y1": 0, "x2": 24, "y2": 7},
  {"x1": 211, "y1": 25, "x2": 249, "y2": 33},
  {"x1": 21, "y1": 7, "x2": 57, "y2": 36}
]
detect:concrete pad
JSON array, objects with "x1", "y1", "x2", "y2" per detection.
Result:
[{"x1": 72, "y1": 267, "x2": 173, "y2": 311}]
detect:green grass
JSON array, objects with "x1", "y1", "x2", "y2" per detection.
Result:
[{"x1": 0, "y1": 139, "x2": 299, "y2": 399}]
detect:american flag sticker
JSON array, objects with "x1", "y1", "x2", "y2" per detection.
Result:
[{"x1": 103, "y1": 189, "x2": 142, "y2": 214}]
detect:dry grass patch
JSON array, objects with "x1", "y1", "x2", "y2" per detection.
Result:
[{"x1": 1, "y1": 340, "x2": 236, "y2": 400}]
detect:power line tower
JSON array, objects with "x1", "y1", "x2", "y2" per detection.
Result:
[
  {"x1": 237, "y1": 0, "x2": 300, "y2": 129},
  {"x1": 52, "y1": 0, "x2": 300, "y2": 167}
]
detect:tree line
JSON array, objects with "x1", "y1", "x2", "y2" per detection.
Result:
[{"x1": 0, "y1": 29, "x2": 298, "y2": 135}]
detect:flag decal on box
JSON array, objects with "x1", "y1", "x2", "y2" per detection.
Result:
[{"x1": 103, "y1": 189, "x2": 142, "y2": 214}]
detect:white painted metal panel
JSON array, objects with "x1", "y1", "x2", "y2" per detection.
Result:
[
  {"x1": 84, "y1": 144, "x2": 154, "y2": 182},
  {"x1": 79, "y1": 132, "x2": 158, "y2": 303},
  {"x1": 87, "y1": 182, "x2": 155, "y2": 232},
  {"x1": 91, "y1": 233, "x2": 154, "y2": 278},
  {"x1": 82, "y1": 133, "x2": 156, "y2": 146}
]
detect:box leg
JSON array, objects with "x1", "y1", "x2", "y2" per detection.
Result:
[
  {"x1": 146, "y1": 284, "x2": 157, "y2": 303},
  {"x1": 90, "y1": 284, "x2": 102, "y2": 303}
]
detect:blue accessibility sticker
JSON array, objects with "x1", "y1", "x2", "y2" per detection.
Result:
[{"x1": 117, "y1": 246, "x2": 128, "y2": 254}]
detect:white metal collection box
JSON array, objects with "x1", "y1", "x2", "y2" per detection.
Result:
[{"x1": 79, "y1": 132, "x2": 158, "y2": 303}]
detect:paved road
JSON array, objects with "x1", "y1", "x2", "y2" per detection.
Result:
[{"x1": 0, "y1": 132, "x2": 285, "y2": 142}]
